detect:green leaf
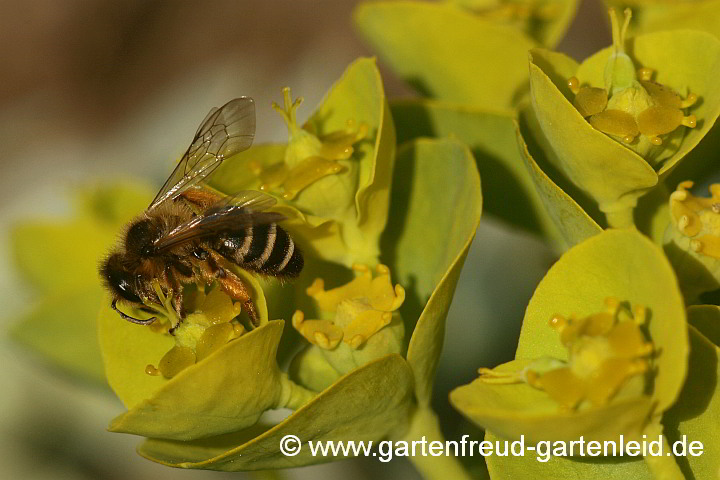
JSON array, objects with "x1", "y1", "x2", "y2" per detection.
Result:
[
  {"x1": 308, "y1": 57, "x2": 396, "y2": 249},
  {"x1": 634, "y1": 181, "x2": 671, "y2": 245},
  {"x1": 9, "y1": 285, "x2": 107, "y2": 383},
  {"x1": 106, "y1": 321, "x2": 286, "y2": 441},
  {"x1": 289, "y1": 345, "x2": 342, "y2": 392},
  {"x1": 391, "y1": 99, "x2": 563, "y2": 243},
  {"x1": 448, "y1": 0, "x2": 579, "y2": 48},
  {"x1": 629, "y1": 0, "x2": 720, "y2": 39},
  {"x1": 12, "y1": 220, "x2": 114, "y2": 293},
  {"x1": 532, "y1": 0, "x2": 579, "y2": 48},
  {"x1": 381, "y1": 138, "x2": 482, "y2": 404},
  {"x1": 354, "y1": 1, "x2": 537, "y2": 110},
  {"x1": 73, "y1": 182, "x2": 154, "y2": 225},
  {"x1": 513, "y1": 118, "x2": 603, "y2": 248},
  {"x1": 686, "y1": 305, "x2": 720, "y2": 346},
  {"x1": 663, "y1": 314, "x2": 720, "y2": 480},
  {"x1": 485, "y1": 431, "x2": 652, "y2": 480},
  {"x1": 136, "y1": 354, "x2": 414, "y2": 470},
  {"x1": 517, "y1": 229, "x2": 688, "y2": 413},
  {"x1": 666, "y1": 123, "x2": 720, "y2": 191}
]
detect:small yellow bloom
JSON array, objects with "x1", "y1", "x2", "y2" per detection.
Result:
[
  {"x1": 249, "y1": 87, "x2": 368, "y2": 200},
  {"x1": 292, "y1": 264, "x2": 405, "y2": 349},
  {"x1": 527, "y1": 298, "x2": 653, "y2": 410},
  {"x1": 145, "y1": 285, "x2": 245, "y2": 378},
  {"x1": 479, "y1": 298, "x2": 654, "y2": 410},
  {"x1": 668, "y1": 181, "x2": 720, "y2": 259},
  {"x1": 568, "y1": 9, "x2": 697, "y2": 160}
]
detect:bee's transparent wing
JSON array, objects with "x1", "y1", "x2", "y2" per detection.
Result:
[
  {"x1": 211, "y1": 189, "x2": 278, "y2": 211},
  {"x1": 153, "y1": 190, "x2": 283, "y2": 252},
  {"x1": 149, "y1": 97, "x2": 255, "y2": 209}
]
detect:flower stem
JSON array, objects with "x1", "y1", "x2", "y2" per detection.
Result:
[
  {"x1": 642, "y1": 421, "x2": 684, "y2": 480},
  {"x1": 394, "y1": 406, "x2": 472, "y2": 480},
  {"x1": 605, "y1": 207, "x2": 635, "y2": 228},
  {"x1": 277, "y1": 373, "x2": 317, "y2": 410}
]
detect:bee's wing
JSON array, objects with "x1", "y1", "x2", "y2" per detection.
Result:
[
  {"x1": 153, "y1": 191, "x2": 284, "y2": 252},
  {"x1": 211, "y1": 189, "x2": 278, "y2": 211},
  {"x1": 148, "y1": 97, "x2": 256, "y2": 209}
]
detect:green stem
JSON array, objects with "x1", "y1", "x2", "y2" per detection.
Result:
[
  {"x1": 605, "y1": 207, "x2": 635, "y2": 228},
  {"x1": 642, "y1": 421, "x2": 684, "y2": 480},
  {"x1": 393, "y1": 406, "x2": 472, "y2": 480},
  {"x1": 277, "y1": 373, "x2": 317, "y2": 410}
]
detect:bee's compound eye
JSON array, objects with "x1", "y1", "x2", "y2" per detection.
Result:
[
  {"x1": 107, "y1": 269, "x2": 143, "y2": 303},
  {"x1": 117, "y1": 277, "x2": 142, "y2": 303}
]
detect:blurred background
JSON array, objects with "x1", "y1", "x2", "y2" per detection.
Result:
[{"x1": 0, "y1": 1, "x2": 609, "y2": 478}]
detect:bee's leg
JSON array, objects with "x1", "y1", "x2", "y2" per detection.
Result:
[
  {"x1": 219, "y1": 270, "x2": 259, "y2": 327},
  {"x1": 163, "y1": 265, "x2": 187, "y2": 335},
  {"x1": 167, "y1": 289, "x2": 185, "y2": 336},
  {"x1": 202, "y1": 254, "x2": 259, "y2": 326}
]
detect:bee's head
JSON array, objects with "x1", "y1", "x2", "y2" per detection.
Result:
[
  {"x1": 125, "y1": 217, "x2": 158, "y2": 257},
  {"x1": 100, "y1": 253, "x2": 143, "y2": 303}
]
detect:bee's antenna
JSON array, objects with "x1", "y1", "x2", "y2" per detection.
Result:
[{"x1": 111, "y1": 299, "x2": 157, "y2": 325}]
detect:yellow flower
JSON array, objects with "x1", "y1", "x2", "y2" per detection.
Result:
[
  {"x1": 292, "y1": 264, "x2": 405, "y2": 376},
  {"x1": 568, "y1": 9, "x2": 697, "y2": 162},
  {"x1": 668, "y1": 181, "x2": 720, "y2": 259},
  {"x1": 664, "y1": 181, "x2": 720, "y2": 300},
  {"x1": 143, "y1": 285, "x2": 246, "y2": 378},
  {"x1": 525, "y1": 298, "x2": 653, "y2": 410},
  {"x1": 249, "y1": 87, "x2": 368, "y2": 202}
]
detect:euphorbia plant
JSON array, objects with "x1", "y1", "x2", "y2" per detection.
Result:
[{"x1": 7, "y1": 4, "x2": 720, "y2": 480}]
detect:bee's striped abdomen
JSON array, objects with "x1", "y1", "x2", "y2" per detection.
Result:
[{"x1": 213, "y1": 223, "x2": 303, "y2": 277}]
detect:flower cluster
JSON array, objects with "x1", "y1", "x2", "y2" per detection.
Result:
[{"x1": 568, "y1": 9, "x2": 697, "y2": 158}]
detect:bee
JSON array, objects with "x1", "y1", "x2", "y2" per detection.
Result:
[{"x1": 100, "y1": 97, "x2": 303, "y2": 330}]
